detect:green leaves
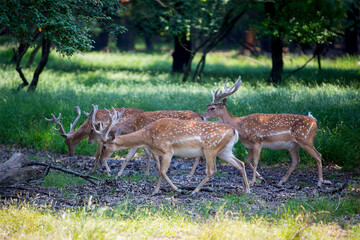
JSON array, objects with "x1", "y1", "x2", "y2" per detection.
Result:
[
  {"x1": 0, "y1": 0, "x2": 125, "y2": 56},
  {"x1": 256, "y1": 0, "x2": 345, "y2": 45}
]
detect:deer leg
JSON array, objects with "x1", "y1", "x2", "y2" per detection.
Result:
[
  {"x1": 143, "y1": 147, "x2": 153, "y2": 176},
  {"x1": 115, "y1": 147, "x2": 140, "y2": 179},
  {"x1": 278, "y1": 144, "x2": 300, "y2": 186},
  {"x1": 218, "y1": 150, "x2": 250, "y2": 194},
  {"x1": 91, "y1": 143, "x2": 102, "y2": 173},
  {"x1": 187, "y1": 157, "x2": 200, "y2": 178},
  {"x1": 192, "y1": 151, "x2": 217, "y2": 194},
  {"x1": 103, "y1": 160, "x2": 111, "y2": 176},
  {"x1": 300, "y1": 144, "x2": 326, "y2": 187},
  {"x1": 153, "y1": 153, "x2": 180, "y2": 195},
  {"x1": 245, "y1": 149, "x2": 264, "y2": 181},
  {"x1": 250, "y1": 144, "x2": 262, "y2": 186},
  {"x1": 152, "y1": 154, "x2": 161, "y2": 172}
]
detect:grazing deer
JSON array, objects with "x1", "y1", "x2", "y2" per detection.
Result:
[
  {"x1": 44, "y1": 106, "x2": 149, "y2": 174},
  {"x1": 87, "y1": 106, "x2": 205, "y2": 178},
  {"x1": 94, "y1": 108, "x2": 250, "y2": 195},
  {"x1": 204, "y1": 76, "x2": 330, "y2": 187}
]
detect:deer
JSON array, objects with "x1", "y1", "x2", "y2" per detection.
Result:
[
  {"x1": 93, "y1": 107, "x2": 250, "y2": 195},
  {"x1": 204, "y1": 76, "x2": 331, "y2": 187},
  {"x1": 44, "y1": 106, "x2": 150, "y2": 175},
  {"x1": 87, "y1": 105, "x2": 205, "y2": 178}
]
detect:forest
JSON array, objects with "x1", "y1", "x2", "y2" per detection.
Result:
[{"x1": 0, "y1": 0, "x2": 359, "y2": 239}]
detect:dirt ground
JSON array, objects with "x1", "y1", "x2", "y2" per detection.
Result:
[{"x1": 0, "y1": 145, "x2": 359, "y2": 212}]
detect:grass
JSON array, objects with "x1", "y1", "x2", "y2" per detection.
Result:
[
  {"x1": 0, "y1": 47, "x2": 359, "y2": 238},
  {"x1": 42, "y1": 172, "x2": 87, "y2": 188},
  {"x1": 1, "y1": 196, "x2": 359, "y2": 239},
  {"x1": 0, "y1": 47, "x2": 359, "y2": 169}
]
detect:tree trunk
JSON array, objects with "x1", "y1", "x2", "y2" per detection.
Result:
[
  {"x1": 14, "y1": 42, "x2": 30, "y2": 90},
  {"x1": 268, "y1": 37, "x2": 283, "y2": 84},
  {"x1": 144, "y1": 32, "x2": 153, "y2": 51},
  {"x1": 28, "y1": 37, "x2": 51, "y2": 92},
  {"x1": 0, "y1": 153, "x2": 46, "y2": 185},
  {"x1": 116, "y1": 15, "x2": 135, "y2": 51},
  {"x1": 344, "y1": 3, "x2": 359, "y2": 55},
  {"x1": 26, "y1": 42, "x2": 41, "y2": 68},
  {"x1": 93, "y1": 30, "x2": 109, "y2": 52},
  {"x1": 315, "y1": 44, "x2": 324, "y2": 70},
  {"x1": 172, "y1": 34, "x2": 191, "y2": 73},
  {"x1": 265, "y1": 1, "x2": 283, "y2": 84}
]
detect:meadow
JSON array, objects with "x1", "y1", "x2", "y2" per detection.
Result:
[
  {"x1": 0, "y1": 47, "x2": 359, "y2": 239},
  {"x1": 0, "y1": 48, "x2": 359, "y2": 168}
]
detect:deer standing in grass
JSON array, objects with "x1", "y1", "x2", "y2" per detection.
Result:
[
  {"x1": 204, "y1": 76, "x2": 330, "y2": 187},
  {"x1": 44, "y1": 106, "x2": 150, "y2": 175},
  {"x1": 94, "y1": 107, "x2": 250, "y2": 195},
  {"x1": 87, "y1": 105, "x2": 205, "y2": 178}
]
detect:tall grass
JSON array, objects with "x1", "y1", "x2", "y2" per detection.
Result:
[{"x1": 0, "y1": 48, "x2": 359, "y2": 168}]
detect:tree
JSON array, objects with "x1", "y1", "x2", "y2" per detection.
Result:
[
  {"x1": 256, "y1": 0, "x2": 344, "y2": 84},
  {"x1": 0, "y1": 0, "x2": 125, "y2": 92},
  {"x1": 155, "y1": 0, "x2": 247, "y2": 80},
  {"x1": 344, "y1": 0, "x2": 359, "y2": 55}
]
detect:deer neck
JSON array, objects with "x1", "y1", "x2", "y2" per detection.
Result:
[
  {"x1": 114, "y1": 128, "x2": 147, "y2": 149},
  {"x1": 67, "y1": 121, "x2": 91, "y2": 144},
  {"x1": 217, "y1": 107, "x2": 237, "y2": 126}
]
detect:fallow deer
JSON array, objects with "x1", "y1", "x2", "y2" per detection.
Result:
[
  {"x1": 44, "y1": 106, "x2": 149, "y2": 175},
  {"x1": 204, "y1": 76, "x2": 330, "y2": 187},
  {"x1": 87, "y1": 106, "x2": 205, "y2": 178},
  {"x1": 94, "y1": 108, "x2": 250, "y2": 195}
]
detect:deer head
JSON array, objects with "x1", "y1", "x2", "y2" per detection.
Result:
[
  {"x1": 45, "y1": 106, "x2": 81, "y2": 155},
  {"x1": 204, "y1": 76, "x2": 242, "y2": 120}
]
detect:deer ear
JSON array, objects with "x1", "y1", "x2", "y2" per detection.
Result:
[{"x1": 221, "y1": 98, "x2": 227, "y2": 105}]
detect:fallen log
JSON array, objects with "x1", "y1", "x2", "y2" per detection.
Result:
[
  {"x1": 0, "y1": 153, "x2": 47, "y2": 185},
  {"x1": 0, "y1": 153, "x2": 99, "y2": 185}
]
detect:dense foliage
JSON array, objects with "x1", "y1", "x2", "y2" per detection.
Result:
[{"x1": 0, "y1": 0, "x2": 125, "y2": 56}]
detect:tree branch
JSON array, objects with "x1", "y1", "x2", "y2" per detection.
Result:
[{"x1": 25, "y1": 161, "x2": 99, "y2": 185}]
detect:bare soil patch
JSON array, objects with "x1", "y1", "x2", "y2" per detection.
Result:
[{"x1": 0, "y1": 145, "x2": 359, "y2": 212}]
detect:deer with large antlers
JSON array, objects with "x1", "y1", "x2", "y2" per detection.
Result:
[
  {"x1": 44, "y1": 106, "x2": 149, "y2": 175},
  {"x1": 94, "y1": 108, "x2": 250, "y2": 195},
  {"x1": 87, "y1": 106, "x2": 205, "y2": 178},
  {"x1": 204, "y1": 76, "x2": 330, "y2": 187}
]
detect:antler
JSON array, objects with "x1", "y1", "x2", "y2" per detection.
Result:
[
  {"x1": 91, "y1": 107, "x2": 125, "y2": 142},
  {"x1": 70, "y1": 106, "x2": 81, "y2": 132},
  {"x1": 44, "y1": 113, "x2": 67, "y2": 135},
  {"x1": 84, "y1": 104, "x2": 98, "y2": 126},
  {"x1": 45, "y1": 106, "x2": 81, "y2": 136},
  {"x1": 211, "y1": 76, "x2": 242, "y2": 104}
]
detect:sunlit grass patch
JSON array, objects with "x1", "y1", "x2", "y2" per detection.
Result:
[{"x1": 1, "y1": 196, "x2": 359, "y2": 239}]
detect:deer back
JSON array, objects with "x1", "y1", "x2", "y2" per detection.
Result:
[
  {"x1": 134, "y1": 110, "x2": 203, "y2": 131},
  {"x1": 238, "y1": 113, "x2": 318, "y2": 143}
]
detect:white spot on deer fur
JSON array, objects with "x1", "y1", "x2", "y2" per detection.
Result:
[
  {"x1": 306, "y1": 122, "x2": 314, "y2": 137},
  {"x1": 258, "y1": 130, "x2": 291, "y2": 138}
]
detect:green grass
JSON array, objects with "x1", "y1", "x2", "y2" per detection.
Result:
[
  {"x1": 0, "y1": 47, "x2": 359, "y2": 169},
  {"x1": 1, "y1": 47, "x2": 359, "y2": 238},
  {"x1": 1, "y1": 196, "x2": 359, "y2": 239},
  {"x1": 42, "y1": 172, "x2": 87, "y2": 188}
]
